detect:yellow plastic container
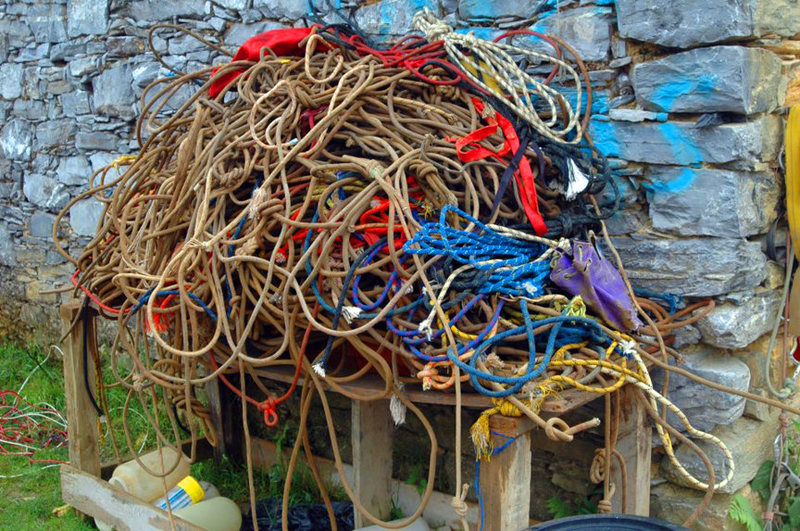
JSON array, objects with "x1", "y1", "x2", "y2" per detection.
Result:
[{"x1": 154, "y1": 475, "x2": 205, "y2": 511}]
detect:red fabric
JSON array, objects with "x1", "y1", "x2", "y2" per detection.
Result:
[
  {"x1": 447, "y1": 99, "x2": 548, "y2": 235},
  {"x1": 209, "y1": 27, "x2": 318, "y2": 98}
]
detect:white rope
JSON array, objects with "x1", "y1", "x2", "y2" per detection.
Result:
[
  {"x1": 412, "y1": 8, "x2": 584, "y2": 144},
  {"x1": 389, "y1": 385, "x2": 407, "y2": 426},
  {"x1": 597, "y1": 351, "x2": 736, "y2": 491}
]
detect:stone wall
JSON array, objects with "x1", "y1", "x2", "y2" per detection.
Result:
[{"x1": 1, "y1": 0, "x2": 798, "y2": 526}]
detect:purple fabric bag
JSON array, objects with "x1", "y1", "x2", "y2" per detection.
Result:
[{"x1": 550, "y1": 239, "x2": 642, "y2": 332}]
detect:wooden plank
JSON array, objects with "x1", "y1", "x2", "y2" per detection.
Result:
[
  {"x1": 351, "y1": 399, "x2": 394, "y2": 528},
  {"x1": 255, "y1": 366, "x2": 599, "y2": 415},
  {"x1": 60, "y1": 301, "x2": 101, "y2": 477},
  {"x1": 205, "y1": 378, "x2": 225, "y2": 462},
  {"x1": 61, "y1": 465, "x2": 204, "y2": 531},
  {"x1": 611, "y1": 386, "x2": 651, "y2": 516},
  {"x1": 478, "y1": 415, "x2": 532, "y2": 531},
  {"x1": 205, "y1": 376, "x2": 243, "y2": 463}
]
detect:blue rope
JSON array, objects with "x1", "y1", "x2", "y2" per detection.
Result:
[
  {"x1": 303, "y1": 202, "x2": 432, "y2": 320},
  {"x1": 446, "y1": 310, "x2": 614, "y2": 397},
  {"x1": 316, "y1": 237, "x2": 389, "y2": 372},
  {"x1": 403, "y1": 205, "x2": 550, "y2": 298},
  {"x1": 350, "y1": 242, "x2": 404, "y2": 311},
  {"x1": 633, "y1": 287, "x2": 683, "y2": 315},
  {"x1": 388, "y1": 299, "x2": 505, "y2": 363},
  {"x1": 131, "y1": 288, "x2": 218, "y2": 322}
]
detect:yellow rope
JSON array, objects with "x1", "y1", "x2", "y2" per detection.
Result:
[{"x1": 787, "y1": 106, "x2": 800, "y2": 260}]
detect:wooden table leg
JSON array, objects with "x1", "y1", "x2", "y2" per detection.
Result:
[
  {"x1": 611, "y1": 386, "x2": 651, "y2": 515},
  {"x1": 60, "y1": 301, "x2": 101, "y2": 478},
  {"x1": 352, "y1": 399, "x2": 393, "y2": 528},
  {"x1": 206, "y1": 377, "x2": 243, "y2": 463},
  {"x1": 479, "y1": 415, "x2": 533, "y2": 531}
]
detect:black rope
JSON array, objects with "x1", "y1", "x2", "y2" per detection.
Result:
[{"x1": 81, "y1": 298, "x2": 104, "y2": 416}]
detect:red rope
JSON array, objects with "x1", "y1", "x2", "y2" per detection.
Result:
[
  {"x1": 208, "y1": 303, "x2": 320, "y2": 427},
  {"x1": 0, "y1": 390, "x2": 68, "y2": 465}
]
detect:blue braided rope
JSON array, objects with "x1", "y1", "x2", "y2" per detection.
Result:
[
  {"x1": 403, "y1": 205, "x2": 550, "y2": 298},
  {"x1": 633, "y1": 287, "x2": 683, "y2": 315}
]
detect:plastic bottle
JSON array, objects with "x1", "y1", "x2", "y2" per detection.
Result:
[
  {"x1": 172, "y1": 497, "x2": 242, "y2": 531},
  {"x1": 153, "y1": 475, "x2": 205, "y2": 511},
  {"x1": 108, "y1": 446, "x2": 191, "y2": 502},
  {"x1": 357, "y1": 518, "x2": 431, "y2": 531},
  {"x1": 199, "y1": 481, "x2": 220, "y2": 499},
  {"x1": 95, "y1": 478, "x2": 221, "y2": 531}
]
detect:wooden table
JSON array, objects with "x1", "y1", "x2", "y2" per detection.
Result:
[
  {"x1": 248, "y1": 366, "x2": 652, "y2": 530},
  {"x1": 58, "y1": 302, "x2": 651, "y2": 531}
]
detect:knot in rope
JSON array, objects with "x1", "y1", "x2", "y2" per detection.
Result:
[
  {"x1": 248, "y1": 186, "x2": 269, "y2": 219},
  {"x1": 412, "y1": 8, "x2": 453, "y2": 44},
  {"x1": 235, "y1": 236, "x2": 259, "y2": 257},
  {"x1": 471, "y1": 398, "x2": 521, "y2": 460},
  {"x1": 597, "y1": 483, "x2": 615, "y2": 514},
  {"x1": 258, "y1": 398, "x2": 278, "y2": 427},
  {"x1": 216, "y1": 166, "x2": 242, "y2": 187},
  {"x1": 132, "y1": 373, "x2": 146, "y2": 393},
  {"x1": 361, "y1": 160, "x2": 385, "y2": 180},
  {"x1": 597, "y1": 497, "x2": 613, "y2": 514},
  {"x1": 544, "y1": 417, "x2": 573, "y2": 442},
  {"x1": 485, "y1": 352, "x2": 505, "y2": 370},
  {"x1": 435, "y1": 82, "x2": 457, "y2": 100},
  {"x1": 389, "y1": 385, "x2": 407, "y2": 426},
  {"x1": 451, "y1": 482, "x2": 470, "y2": 518},
  {"x1": 409, "y1": 159, "x2": 438, "y2": 183},
  {"x1": 590, "y1": 448, "x2": 607, "y2": 483},
  {"x1": 185, "y1": 237, "x2": 212, "y2": 251},
  {"x1": 564, "y1": 296, "x2": 587, "y2": 317},
  {"x1": 494, "y1": 398, "x2": 522, "y2": 417}
]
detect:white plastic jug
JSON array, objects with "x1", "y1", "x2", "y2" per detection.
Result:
[
  {"x1": 356, "y1": 517, "x2": 431, "y2": 531},
  {"x1": 173, "y1": 497, "x2": 242, "y2": 531},
  {"x1": 108, "y1": 446, "x2": 191, "y2": 502}
]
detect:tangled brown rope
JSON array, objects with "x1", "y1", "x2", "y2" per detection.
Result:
[{"x1": 53, "y1": 26, "x2": 800, "y2": 530}]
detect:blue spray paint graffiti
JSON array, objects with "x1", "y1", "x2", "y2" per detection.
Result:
[
  {"x1": 648, "y1": 74, "x2": 718, "y2": 112},
  {"x1": 457, "y1": 0, "x2": 497, "y2": 20},
  {"x1": 550, "y1": 86, "x2": 609, "y2": 115},
  {"x1": 641, "y1": 167, "x2": 696, "y2": 194},
  {"x1": 657, "y1": 122, "x2": 703, "y2": 166},
  {"x1": 456, "y1": 27, "x2": 502, "y2": 40},
  {"x1": 588, "y1": 118, "x2": 620, "y2": 157},
  {"x1": 589, "y1": 119, "x2": 706, "y2": 167}
]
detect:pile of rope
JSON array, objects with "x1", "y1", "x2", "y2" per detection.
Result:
[{"x1": 54, "y1": 10, "x2": 799, "y2": 529}]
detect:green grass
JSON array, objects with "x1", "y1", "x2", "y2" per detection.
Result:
[
  {"x1": 0, "y1": 341, "x2": 161, "y2": 530},
  {"x1": 191, "y1": 425, "x2": 348, "y2": 507},
  {"x1": 0, "y1": 342, "x2": 346, "y2": 528},
  {"x1": 0, "y1": 343, "x2": 92, "y2": 530}
]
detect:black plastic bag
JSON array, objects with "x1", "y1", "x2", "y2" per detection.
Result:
[{"x1": 243, "y1": 498, "x2": 354, "y2": 531}]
